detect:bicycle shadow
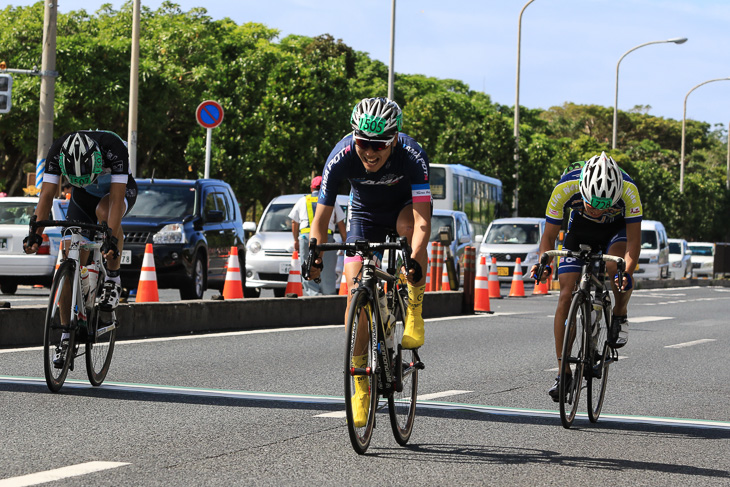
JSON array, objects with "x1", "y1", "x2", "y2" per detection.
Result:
[{"x1": 370, "y1": 442, "x2": 730, "y2": 479}]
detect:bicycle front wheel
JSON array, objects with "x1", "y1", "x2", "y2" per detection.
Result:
[
  {"x1": 588, "y1": 307, "x2": 611, "y2": 422},
  {"x1": 43, "y1": 260, "x2": 77, "y2": 393},
  {"x1": 344, "y1": 288, "x2": 378, "y2": 454},
  {"x1": 388, "y1": 283, "x2": 418, "y2": 445},
  {"x1": 86, "y1": 308, "x2": 117, "y2": 386},
  {"x1": 559, "y1": 292, "x2": 588, "y2": 429}
]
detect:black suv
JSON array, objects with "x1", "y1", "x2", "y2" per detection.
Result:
[{"x1": 120, "y1": 178, "x2": 248, "y2": 299}]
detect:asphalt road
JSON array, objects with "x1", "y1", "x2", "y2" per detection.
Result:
[{"x1": 1, "y1": 286, "x2": 729, "y2": 485}]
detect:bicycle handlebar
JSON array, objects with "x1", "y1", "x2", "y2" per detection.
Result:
[
  {"x1": 533, "y1": 247, "x2": 627, "y2": 291},
  {"x1": 30, "y1": 215, "x2": 111, "y2": 238}
]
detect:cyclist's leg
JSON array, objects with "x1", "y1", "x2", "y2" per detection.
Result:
[
  {"x1": 395, "y1": 203, "x2": 428, "y2": 349},
  {"x1": 606, "y1": 227, "x2": 632, "y2": 347}
]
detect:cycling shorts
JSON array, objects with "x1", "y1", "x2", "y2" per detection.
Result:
[
  {"x1": 558, "y1": 214, "x2": 626, "y2": 275},
  {"x1": 68, "y1": 175, "x2": 138, "y2": 227}
]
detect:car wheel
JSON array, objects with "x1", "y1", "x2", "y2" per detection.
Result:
[
  {"x1": 273, "y1": 287, "x2": 286, "y2": 298},
  {"x1": 0, "y1": 282, "x2": 18, "y2": 295},
  {"x1": 179, "y1": 253, "x2": 205, "y2": 300}
]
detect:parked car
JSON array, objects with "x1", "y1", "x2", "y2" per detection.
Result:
[
  {"x1": 478, "y1": 217, "x2": 545, "y2": 282},
  {"x1": 636, "y1": 220, "x2": 670, "y2": 279},
  {"x1": 688, "y1": 242, "x2": 715, "y2": 278},
  {"x1": 0, "y1": 196, "x2": 68, "y2": 293},
  {"x1": 429, "y1": 209, "x2": 473, "y2": 281},
  {"x1": 120, "y1": 178, "x2": 248, "y2": 300},
  {"x1": 668, "y1": 238, "x2": 693, "y2": 279},
  {"x1": 245, "y1": 194, "x2": 349, "y2": 297}
]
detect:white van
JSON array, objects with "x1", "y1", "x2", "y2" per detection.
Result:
[
  {"x1": 478, "y1": 217, "x2": 545, "y2": 282},
  {"x1": 636, "y1": 220, "x2": 669, "y2": 279}
]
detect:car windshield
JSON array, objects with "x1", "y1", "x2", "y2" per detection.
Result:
[
  {"x1": 669, "y1": 242, "x2": 682, "y2": 254},
  {"x1": 641, "y1": 230, "x2": 658, "y2": 249},
  {"x1": 429, "y1": 215, "x2": 454, "y2": 242},
  {"x1": 126, "y1": 185, "x2": 196, "y2": 219},
  {"x1": 0, "y1": 201, "x2": 36, "y2": 225},
  {"x1": 484, "y1": 223, "x2": 539, "y2": 244},
  {"x1": 260, "y1": 203, "x2": 294, "y2": 232},
  {"x1": 688, "y1": 245, "x2": 713, "y2": 256}
]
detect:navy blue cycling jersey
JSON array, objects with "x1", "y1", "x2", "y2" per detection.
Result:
[{"x1": 318, "y1": 133, "x2": 430, "y2": 216}]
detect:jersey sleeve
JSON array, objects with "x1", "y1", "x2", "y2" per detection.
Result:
[
  {"x1": 96, "y1": 131, "x2": 130, "y2": 183},
  {"x1": 318, "y1": 137, "x2": 354, "y2": 207},
  {"x1": 621, "y1": 175, "x2": 643, "y2": 223},
  {"x1": 545, "y1": 170, "x2": 580, "y2": 225},
  {"x1": 402, "y1": 136, "x2": 431, "y2": 203}
]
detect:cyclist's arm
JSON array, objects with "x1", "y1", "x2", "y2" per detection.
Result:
[
  {"x1": 308, "y1": 203, "x2": 334, "y2": 279},
  {"x1": 531, "y1": 221, "x2": 561, "y2": 279},
  {"x1": 623, "y1": 221, "x2": 641, "y2": 277},
  {"x1": 24, "y1": 181, "x2": 59, "y2": 253},
  {"x1": 409, "y1": 200, "x2": 431, "y2": 285},
  {"x1": 102, "y1": 182, "x2": 127, "y2": 264}
]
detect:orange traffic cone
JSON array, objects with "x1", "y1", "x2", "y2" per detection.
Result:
[
  {"x1": 285, "y1": 250, "x2": 303, "y2": 297},
  {"x1": 425, "y1": 246, "x2": 432, "y2": 292},
  {"x1": 136, "y1": 243, "x2": 159, "y2": 302},
  {"x1": 474, "y1": 255, "x2": 492, "y2": 313},
  {"x1": 508, "y1": 257, "x2": 526, "y2": 298},
  {"x1": 54, "y1": 241, "x2": 64, "y2": 273},
  {"x1": 441, "y1": 260, "x2": 451, "y2": 291},
  {"x1": 488, "y1": 257, "x2": 502, "y2": 299},
  {"x1": 222, "y1": 247, "x2": 244, "y2": 299},
  {"x1": 338, "y1": 272, "x2": 348, "y2": 295}
]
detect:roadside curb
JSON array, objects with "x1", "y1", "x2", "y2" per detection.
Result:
[
  {"x1": 634, "y1": 278, "x2": 729, "y2": 289},
  {"x1": 1, "y1": 291, "x2": 465, "y2": 348}
]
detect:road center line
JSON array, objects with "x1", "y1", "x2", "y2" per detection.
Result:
[
  {"x1": 665, "y1": 338, "x2": 717, "y2": 349},
  {"x1": 630, "y1": 316, "x2": 673, "y2": 323},
  {"x1": 314, "y1": 389, "x2": 473, "y2": 419},
  {"x1": 0, "y1": 461, "x2": 129, "y2": 487},
  {"x1": 2, "y1": 376, "x2": 728, "y2": 431}
]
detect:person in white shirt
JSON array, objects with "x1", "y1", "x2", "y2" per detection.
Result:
[{"x1": 289, "y1": 176, "x2": 347, "y2": 295}]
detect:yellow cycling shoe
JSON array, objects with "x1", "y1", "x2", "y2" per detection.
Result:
[
  {"x1": 402, "y1": 284, "x2": 425, "y2": 349},
  {"x1": 350, "y1": 355, "x2": 370, "y2": 427}
]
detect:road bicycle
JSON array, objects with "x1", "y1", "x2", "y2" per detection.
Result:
[
  {"x1": 304, "y1": 235, "x2": 424, "y2": 454},
  {"x1": 31, "y1": 217, "x2": 119, "y2": 393},
  {"x1": 534, "y1": 244, "x2": 625, "y2": 428}
]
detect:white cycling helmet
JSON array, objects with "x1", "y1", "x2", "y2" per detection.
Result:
[
  {"x1": 350, "y1": 97, "x2": 402, "y2": 139},
  {"x1": 579, "y1": 151, "x2": 624, "y2": 209},
  {"x1": 59, "y1": 132, "x2": 103, "y2": 188}
]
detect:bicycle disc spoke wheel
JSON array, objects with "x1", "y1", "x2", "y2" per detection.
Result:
[
  {"x1": 86, "y1": 308, "x2": 117, "y2": 386},
  {"x1": 43, "y1": 261, "x2": 76, "y2": 392},
  {"x1": 560, "y1": 294, "x2": 587, "y2": 429},
  {"x1": 344, "y1": 289, "x2": 377, "y2": 454},
  {"x1": 388, "y1": 284, "x2": 417, "y2": 445}
]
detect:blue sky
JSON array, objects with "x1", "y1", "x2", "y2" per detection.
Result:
[{"x1": 6, "y1": 0, "x2": 730, "y2": 130}]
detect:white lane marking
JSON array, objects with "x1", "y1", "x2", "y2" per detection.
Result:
[
  {"x1": 630, "y1": 316, "x2": 673, "y2": 323},
  {"x1": 0, "y1": 461, "x2": 129, "y2": 487},
  {"x1": 665, "y1": 339, "x2": 717, "y2": 349},
  {"x1": 314, "y1": 389, "x2": 472, "y2": 419},
  {"x1": 638, "y1": 296, "x2": 730, "y2": 306},
  {"x1": 2, "y1": 376, "x2": 729, "y2": 431}
]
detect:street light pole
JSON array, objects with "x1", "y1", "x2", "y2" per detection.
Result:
[
  {"x1": 387, "y1": 0, "x2": 396, "y2": 100},
  {"x1": 680, "y1": 77, "x2": 730, "y2": 192},
  {"x1": 127, "y1": 0, "x2": 140, "y2": 177},
  {"x1": 513, "y1": 0, "x2": 535, "y2": 217},
  {"x1": 612, "y1": 37, "x2": 687, "y2": 150}
]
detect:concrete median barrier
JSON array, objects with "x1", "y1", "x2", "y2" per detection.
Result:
[{"x1": 0, "y1": 291, "x2": 465, "y2": 348}]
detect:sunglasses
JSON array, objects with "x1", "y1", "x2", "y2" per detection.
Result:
[{"x1": 354, "y1": 136, "x2": 395, "y2": 152}]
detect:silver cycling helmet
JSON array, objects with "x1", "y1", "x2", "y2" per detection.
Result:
[
  {"x1": 579, "y1": 151, "x2": 624, "y2": 210},
  {"x1": 350, "y1": 97, "x2": 402, "y2": 139},
  {"x1": 59, "y1": 132, "x2": 103, "y2": 188}
]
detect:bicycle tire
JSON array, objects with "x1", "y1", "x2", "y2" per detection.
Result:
[
  {"x1": 85, "y1": 303, "x2": 117, "y2": 386},
  {"x1": 559, "y1": 292, "x2": 588, "y2": 429},
  {"x1": 344, "y1": 288, "x2": 378, "y2": 454},
  {"x1": 588, "y1": 305, "x2": 611, "y2": 422},
  {"x1": 43, "y1": 260, "x2": 77, "y2": 393},
  {"x1": 388, "y1": 282, "x2": 418, "y2": 445}
]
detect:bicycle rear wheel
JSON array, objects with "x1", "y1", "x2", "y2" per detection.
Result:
[
  {"x1": 559, "y1": 292, "x2": 588, "y2": 428},
  {"x1": 588, "y1": 307, "x2": 611, "y2": 422},
  {"x1": 86, "y1": 307, "x2": 117, "y2": 386},
  {"x1": 43, "y1": 260, "x2": 77, "y2": 393},
  {"x1": 388, "y1": 283, "x2": 418, "y2": 445},
  {"x1": 344, "y1": 288, "x2": 378, "y2": 454}
]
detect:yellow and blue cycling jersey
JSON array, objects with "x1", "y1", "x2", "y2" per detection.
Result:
[{"x1": 545, "y1": 167, "x2": 643, "y2": 226}]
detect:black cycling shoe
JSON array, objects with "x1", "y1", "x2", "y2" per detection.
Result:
[
  {"x1": 608, "y1": 314, "x2": 629, "y2": 349},
  {"x1": 99, "y1": 280, "x2": 121, "y2": 311},
  {"x1": 548, "y1": 375, "x2": 573, "y2": 402},
  {"x1": 53, "y1": 340, "x2": 69, "y2": 369}
]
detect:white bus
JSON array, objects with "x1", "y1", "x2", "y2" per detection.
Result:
[{"x1": 430, "y1": 163, "x2": 503, "y2": 238}]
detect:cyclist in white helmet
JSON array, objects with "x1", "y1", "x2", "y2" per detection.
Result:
[{"x1": 530, "y1": 151, "x2": 642, "y2": 401}]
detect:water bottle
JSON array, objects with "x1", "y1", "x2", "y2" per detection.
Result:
[
  {"x1": 591, "y1": 302, "x2": 602, "y2": 350},
  {"x1": 85, "y1": 263, "x2": 98, "y2": 310},
  {"x1": 80, "y1": 266, "x2": 90, "y2": 298},
  {"x1": 379, "y1": 290, "x2": 395, "y2": 350}
]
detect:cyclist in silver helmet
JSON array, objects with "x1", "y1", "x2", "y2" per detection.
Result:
[{"x1": 531, "y1": 151, "x2": 642, "y2": 401}]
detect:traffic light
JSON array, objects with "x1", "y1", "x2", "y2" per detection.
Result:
[{"x1": 0, "y1": 74, "x2": 12, "y2": 114}]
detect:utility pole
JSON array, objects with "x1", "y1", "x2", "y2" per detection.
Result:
[
  {"x1": 128, "y1": 0, "x2": 141, "y2": 177},
  {"x1": 35, "y1": 0, "x2": 58, "y2": 191}
]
